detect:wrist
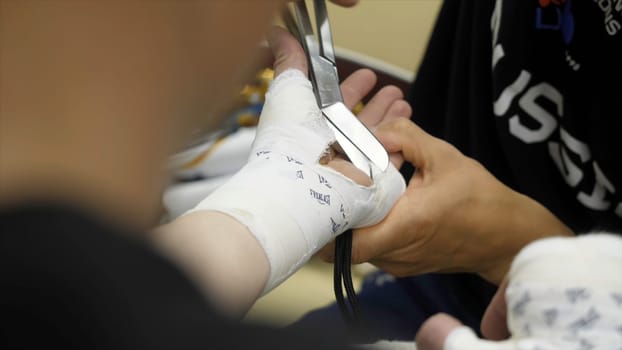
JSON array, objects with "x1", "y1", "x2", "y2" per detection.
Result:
[
  {"x1": 153, "y1": 211, "x2": 270, "y2": 317},
  {"x1": 480, "y1": 192, "x2": 573, "y2": 285}
]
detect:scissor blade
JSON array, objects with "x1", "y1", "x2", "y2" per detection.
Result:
[
  {"x1": 322, "y1": 102, "x2": 390, "y2": 172},
  {"x1": 313, "y1": 0, "x2": 337, "y2": 64},
  {"x1": 328, "y1": 124, "x2": 372, "y2": 177}
]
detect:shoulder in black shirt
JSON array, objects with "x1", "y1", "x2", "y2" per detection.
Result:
[{"x1": 0, "y1": 204, "x2": 349, "y2": 349}]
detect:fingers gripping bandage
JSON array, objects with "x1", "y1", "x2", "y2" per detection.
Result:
[{"x1": 187, "y1": 69, "x2": 405, "y2": 293}]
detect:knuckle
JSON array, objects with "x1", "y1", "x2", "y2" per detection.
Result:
[
  {"x1": 357, "y1": 68, "x2": 377, "y2": 82},
  {"x1": 379, "y1": 85, "x2": 404, "y2": 100},
  {"x1": 393, "y1": 117, "x2": 412, "y2": 130},
  {"x1": 432, "y1": 138, "x2": 463, "y2": 161},
  {"x1": 390, "y1": 100, "x2": 412, "y2": 117}
]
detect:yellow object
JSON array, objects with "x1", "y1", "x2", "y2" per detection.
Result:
[
  {"x1": 352, "y1": 102, "x2": 364, "y2": 115},
  {"x1": 240, "y1": 68, "x2": 275, "y2": 105}
]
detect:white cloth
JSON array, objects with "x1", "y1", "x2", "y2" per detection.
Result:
[
  {"x1": 186, "y1": 69, "x2": 406, "y2": 293},
  {"x1": 357, "y1": 340, "x2": 417, "y2": 350},
  {"x1": 163, "y1": 128, "x2": 256, "y2": 220},
  {"x1": 444, "y1": 233, "x2": 622, "y2": 350},
  {"x1": 169, "y1": 127, "x2": 256, "y2": 180}
]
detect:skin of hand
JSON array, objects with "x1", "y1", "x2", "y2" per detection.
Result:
[
  {"x1": 154, "y1": 27, "x2": 410, "y2": 317},
  {"x1": 319, "y1": 119, "x2": 573, "y2": 284}
]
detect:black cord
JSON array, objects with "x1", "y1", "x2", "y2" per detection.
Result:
[
  {"x1": 333, "y1": 232, "x2": 351, "y2": 323},
  {"x1": 334, "y1": 229, "x2": 361, "y2": 325},
  {"x1": 342, "y1": 231, "x2": 361, "y2": 319}
]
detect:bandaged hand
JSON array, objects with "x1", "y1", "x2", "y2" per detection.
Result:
[
  {"x1": 186, "y1": 29, "x2": 405, "y2": 294},
  {"x1": 415, "y1": 234, "x2": 622, "y2": 350}
]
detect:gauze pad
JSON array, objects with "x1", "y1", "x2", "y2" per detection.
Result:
[{"x1": 187, "y1": 69, "x2": 405, "y2": 293}]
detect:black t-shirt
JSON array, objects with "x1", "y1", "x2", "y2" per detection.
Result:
[
  {"x1": 407, "y1": 0, "x2": 622, "y2": 233},
  {"x1": 0, "y1": 205, "x2": 349, "y2": 349}
]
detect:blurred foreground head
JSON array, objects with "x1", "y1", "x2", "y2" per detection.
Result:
[{"x1": 0, "y1": 1, "x2": 282, "y2": 227}]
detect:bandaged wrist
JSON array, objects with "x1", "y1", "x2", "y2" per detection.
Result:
[{"x1": 187, "y1": 69, "x2": 405, "y2": 293}]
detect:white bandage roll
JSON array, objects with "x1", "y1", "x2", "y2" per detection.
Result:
[
  {"x1": 187, "y1": 69, "x2": 406, "y2": 293},
  {"x1": 442, "y1": 234, "x2": 622, "y2": 350}
]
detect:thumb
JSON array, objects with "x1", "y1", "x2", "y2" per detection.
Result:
[
  {"x1": 375, "y1": 119, "x2": 442, "y2": 171},
  {"x1": 267, "y1": 26, "x2": 307, "y2": 77},
  {"x1": 481, "y1": 277, "x2": 510, "y2": 340},
  {"x1": 350, "y1": 192, "x2": 409, "y2": 264},
  {"x1": 416, "y1": 313, "x2": 463, "y2": 350}
]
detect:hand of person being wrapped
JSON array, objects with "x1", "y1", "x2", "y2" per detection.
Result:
[{"x1": 186, "y1": 27, "x2": 406, "y2": 294}]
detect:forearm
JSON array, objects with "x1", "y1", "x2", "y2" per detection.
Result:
[{"x1": 152, "y1": 211, "x2": 269, "y2": 318}]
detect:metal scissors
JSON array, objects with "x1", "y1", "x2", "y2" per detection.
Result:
[{"x1": 283, "y1": 0, "x2": 389, "y2": 178}]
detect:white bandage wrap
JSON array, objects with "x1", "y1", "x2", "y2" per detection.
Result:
[
  {"x1": 443, "y1": 234, "x2": 622, "y2": 350},
  {"x1": 187, "y1": 69, "x2": 405, "y2": 293}
]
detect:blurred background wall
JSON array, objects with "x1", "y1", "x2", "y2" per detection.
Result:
[{"x1": 328, "y1": 0, "x2": 441, "y2": 73}]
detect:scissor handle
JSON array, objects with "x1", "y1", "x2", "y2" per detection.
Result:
[{"x1": 287, "y1": 0, "x2": 343, "y2": 108}]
